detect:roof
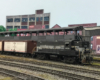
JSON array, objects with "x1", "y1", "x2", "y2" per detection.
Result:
[
  {"x1": 0, "y1": 26, "x2": 83, "y2": 34},
  {"x1": 68, "y1": 23, "x2": 97, "y2": 27},
  {"x1": 52, "y1": 24, "x2": 61, "y2": 28},
  {"x1": 84, "y1": 26, "x2": 100, "y2": 30}
]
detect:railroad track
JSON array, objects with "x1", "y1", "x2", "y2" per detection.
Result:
[
  {"x1": 93, "y1": 57, "x2": 100, "y2": 64},
  {"x1": 0, "y1": 59, "x2": 100, "y2": 80},
  {"x1": 93, "y1": 60, "x2": 100, "y2": 63},
  {"x1": 0, "y1": 67, "x2": 44, "y2": 80},
  {"x1": 93, "y1": 54, "x2": 100, "y2": 57},
  {"x1": 1, "y1": 59, "x2": 100, "y2": 76},
  {"x1": 1, "y1": 53, "x2": 100, "y2": 67}
]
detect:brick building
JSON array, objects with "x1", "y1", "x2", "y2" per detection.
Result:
[{"x1": 6, "y1": 9, "x2": 50, "y2": 30}]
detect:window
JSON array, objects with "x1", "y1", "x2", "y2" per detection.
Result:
[
  {"x1": 7, "y1": 18, "x2": 13, "y2": 22},
  {"x1": 77, "y1": 31, "x2": 79, "y2": 33},
  {"x1": 70, "y1": 31, "x2": 73, "y2": 33},
  {"x1": 36, "y1": 17, "x2": 39, "y2": 21},
  {"x1": 7, "y1": 26, "x2": 13, "y2": 29},
  {"x1": 44, "y1": 17, "x2": 49, "y2": 21},
  {"x1": 29, "y1": 17, "x2": 35, "y2": 21},
  {"x1": 91, "y1": 44, "x2": 93, "y2": 49},
  {"x1": 14, "y1": 18, "x2": 20, "y2": 22},
  {"x1": 22, "y1": 18, "x2": 28, "y2": 22},
  {"x1": 21, "y1": 26, "x2": 27, "y2": 29},
  {"x1": 40, "y1": 17, "x2": 43, "y2": 21},
  {"x1": 45, "y1": 25, "x2": 49, "y2": 29},
  {"x1": 14, "y1": 26, "x2": 20, "y2": 29},
  {"x1": 91, "y1": 36, "x2": 93, "y2": 41}
]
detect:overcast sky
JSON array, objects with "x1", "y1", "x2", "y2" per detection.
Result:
[{"x1": 0, "y1": 0, "x2": 100, "y2": 28}]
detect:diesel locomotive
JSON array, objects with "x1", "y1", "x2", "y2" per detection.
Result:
[{"x1": 34, "y1": 34, "x2": 93, "y2": 64}]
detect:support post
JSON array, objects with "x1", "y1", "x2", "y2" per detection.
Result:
[{"x1": 75, "y1": 30, "x2": 77, "y2": 35}]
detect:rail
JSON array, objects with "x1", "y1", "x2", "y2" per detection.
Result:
[
  {"x1": 0, "y1": 67, "x2": 44, "y2": 80},
  {"x1": 0, "y1": 56, "x2": 100, "y2": 80}
]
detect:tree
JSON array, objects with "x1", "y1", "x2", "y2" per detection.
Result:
[
  {"x1": 0, "y1": 26, "x2": 17, "y2": 36},
  {"x1": 8, "y1": 28, "x2": 17, "y2": 36},
  {"x1": 0, "y1": 25, "x2": 6, "y2": 36},
  {"x1": 0, "y1": 25, "x2": 6, "y2": 32}
]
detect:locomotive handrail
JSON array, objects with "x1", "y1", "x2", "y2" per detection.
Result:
[{"x1": 75, "y1": 46, "x2": 81, "y2": 59}]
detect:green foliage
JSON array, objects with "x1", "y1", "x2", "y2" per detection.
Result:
[
  {"x1": 0, "y1": 25, "x2": 6, "y2": 32},
  {"x1": 8, "y1": 28, "x2": 17, "y2": 31},
  {"x1": 10, "y1": 33, "x2": 16, "y2": 36},
  {"x1": 0, "y1": 25, "x2": 6, "y2": 36},
  {"x1": 0, "y1": 26, "x2": 17, "y2": 36},
  {"x1": 8, "y1": 28, "x2": 17, "y2": 36}
]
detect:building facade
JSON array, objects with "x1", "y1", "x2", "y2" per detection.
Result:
[{"x1": 6, "y1": 9, "x2": 50, "y2": 30}]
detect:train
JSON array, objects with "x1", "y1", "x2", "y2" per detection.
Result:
[
  {"x1": 0, "y1": 35, "x2": 93, "y2": 64},
  {"x1": 0, "y1": 26, "x2": 93, "y2": 64}
]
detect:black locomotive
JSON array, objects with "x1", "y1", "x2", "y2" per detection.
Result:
[{"x1": 34, "y1": 34, "x2": 93, "y2": 64}]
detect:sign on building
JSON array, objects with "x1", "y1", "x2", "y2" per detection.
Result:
[{"x1": 96, "y1": 45, "x2": 100, "y2": 54}]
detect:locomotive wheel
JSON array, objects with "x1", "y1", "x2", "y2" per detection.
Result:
[
  {"x1": 69, "y1": 57, "x2": 75, "y2": 63},
  {"x1": 36, "y1": 54, "x2": 46, "y2": 60},
  {"x1": 63, "y1": 56, "x2": 68, "y2": 63},
  {"x1": 63, "y1": 56, "x2": 75, "y2": 64},
  {"x1": 32, "y1": 52, "x2": 36, "y2": 58},
  {"x1": 46, "y1": 55, "x2": 50, "y2": 60}
]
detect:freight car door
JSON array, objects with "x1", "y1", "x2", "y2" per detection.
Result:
[
  {"x1": 14, "y1": 42, "x2": 27, "y2": 53},
  {"x1": 4, "y1": 42, "x2": 15, "y2": 51}
]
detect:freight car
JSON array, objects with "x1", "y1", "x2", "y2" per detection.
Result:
[{"x1": 0, "y1": 41, "x2": 37, "y2": 56}]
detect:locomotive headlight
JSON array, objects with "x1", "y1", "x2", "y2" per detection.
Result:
[{"x1": 75, "y1": 47, "x2": 79, "y2": 51}]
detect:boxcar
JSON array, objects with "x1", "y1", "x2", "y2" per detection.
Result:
[{"x1": 4, "y1": 41, "x2": 37, "y2": 55}]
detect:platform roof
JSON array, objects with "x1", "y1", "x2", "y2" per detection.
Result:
[
  {"x1": 0, "y1": 26, "x2": 83, "y2": 34},
  {"x1": 83, "y1": 26, "x2": 100, "y2": 36}
]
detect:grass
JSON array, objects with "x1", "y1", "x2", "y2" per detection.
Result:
[
  {"x1": 93, "y1": 57, "x2": 100, "y2": 60},
  {"x1": 0, "y1": 77, "x2": 14, "y2": 80},
  {"x1": 92, "y1": 62, "x2": 100, "y2": 66}
]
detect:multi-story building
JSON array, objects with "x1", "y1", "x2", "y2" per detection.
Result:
[{"x1": 6, "y1": 9, "x2": 50, "y2": 30}]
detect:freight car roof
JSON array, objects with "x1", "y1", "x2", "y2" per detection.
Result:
[{"x1": 0, "y1": 26, "x2": 83, "y2": 34}]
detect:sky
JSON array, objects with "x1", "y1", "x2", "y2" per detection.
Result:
[{"x1": 0, "y1": 0, "x2": 100, "y2": 28}]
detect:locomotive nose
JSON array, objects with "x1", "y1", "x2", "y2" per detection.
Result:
[{"x1": 86, "y1": 56, "x2": 93, "y2": 63}]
